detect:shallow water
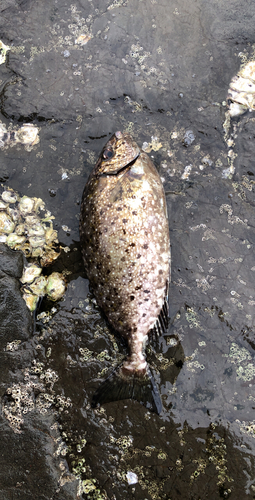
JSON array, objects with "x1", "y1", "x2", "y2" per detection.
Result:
[{"x1": 0, "y1": 0, "x2": 255, "y2": 499}]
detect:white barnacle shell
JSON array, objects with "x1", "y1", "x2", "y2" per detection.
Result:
[
  {"x1": 0, "y1": 122, "x2": 7, "y2": 135},
  {"x1": 2, "y1": 190, "x2": 17, "y2": 203},
  {"x1": 228, "y1": 101, "x2": 247, "y2": 117},
  {"x1": 25, "y1": 215, "x2": 40, "y2": 226},
  {"x1": 15, "y1": 224, "x2": 25, "y2": 235},
  {"x1": 33, "y1": 198, "x2": 45, "y2": 213},
  {"x1": 0, "y1": 186, "x2": 60, "y2": 267},
  {"x1": 7, "y1": 207, "x2": 20, "y2": 222},
  {"x1": 0, "y1": 41, "x2": 10, "y2": 65},
  {"x1": 18, "y1": 242, "x2": 32, "y2": 258},
  {"x1": 15, "y1": 124, "x2": 39, "y2": 145},
  {"x1": 40, "y1": 248, "x2": 60, "y2": 267},
  {"x1": 0, "y1": 200, "x2": 8, "y2": 210},
  {"x1": 6, "y1": 233, "x2": 26, "y2": 248},
  {"x1": 29, "y1": 235, "x2": 45, "y2": 248},
  {"x1": 29, "y1": 276, "x2": 47, "y2": 296},
  {"x1": 229, "y1": 74, "x2": 255, "y2": 94},
  {"x1": 46, "y1": 272, "x2": 66, "y2": 301},
  {"x1": 0, "y1": 122, "x2": 8, "y2": 147},
  {"x1": 22, "y1": 292, "x2": 39, "y2": 312},
  {"x1": 19, "y1": 196, "x2": 35, "y2": 216},
  {"x1": 239, "y1": 60, "x2": 255, "y2": 82},
  {"x1": 45, "y1": 224, "x2": 58, "y2": 245},
  {"x1": 0, "y1": 212, "x2": 15, "y2": 234},
  {"x1": 31, "y1": 246, "x2": 44, "y2": 258},
  {"x1": 20, "y1": 263, "x2": 42, "y2": 284},
  {"x1": 27, "y1": 223, "x2": 45, "y2": 238}
]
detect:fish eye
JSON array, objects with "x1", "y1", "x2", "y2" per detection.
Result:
[{"x1": 103, "y1": 148, "x2": 114, "y2": 160}]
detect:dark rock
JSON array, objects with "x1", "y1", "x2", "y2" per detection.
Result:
[
  {"x1": 0, "y1": 245, "x2": 78, "y2": 499},
  {"x1": 0, "y1": 245, "x2": 31, "y2": 348}
]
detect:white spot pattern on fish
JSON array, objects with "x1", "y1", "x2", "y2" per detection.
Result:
[{"x1": 79, "y1": 132, "x2": 170, "y2": 414}]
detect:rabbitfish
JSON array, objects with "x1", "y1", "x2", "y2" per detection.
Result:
[{"x1": 79, "y1": 131, "x2": 170, "y2": 413}]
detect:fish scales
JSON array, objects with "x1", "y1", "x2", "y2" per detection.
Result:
[{"x1": 80, "y1": 131, "x2": 170, "y2": 413}]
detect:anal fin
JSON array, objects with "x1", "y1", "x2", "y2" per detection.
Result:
[{"x1": 149, "y1": 295, "x2": 169, "y2": 342}]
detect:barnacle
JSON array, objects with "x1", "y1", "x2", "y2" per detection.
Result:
[
  {"x1": 22, "y1": 292, "x2": 39, "y2": 312},
  {"x1": 0, "y1": 40, "x2": 10, "y2": 65},
  {"x1": 45, "y1": 272, "x2": 66, "y2": 301},
  {"x1": 2, "y1": 189, "x2": 17, "y2": 203},
  {"x1": 0, "y1": 212, "x2": 15, "y2": 233},
  {"x1": 19, "y1": 196, "x2": 35, "y2": 216},
  {"x1": 6, "y1": 233, "x2": 26, "y2": 248},
  {"x1": 20, "y1": 263, "x2": 42, "y2": 284},
  {"x1": 29, "y1": 276, "x2": 47, "y2": 296}
]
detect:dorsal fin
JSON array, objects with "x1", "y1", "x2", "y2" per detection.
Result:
[{"x1": 149, "y1": 295, "x2": 169, "y2": 342}]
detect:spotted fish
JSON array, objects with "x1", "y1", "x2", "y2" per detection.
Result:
[{"x1": 79, "y1": 131, "x2": 170, "y2": 413}]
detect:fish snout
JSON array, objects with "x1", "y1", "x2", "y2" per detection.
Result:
[{"x1": 115, "y1": 131, "x2": 123, "y2": 139}]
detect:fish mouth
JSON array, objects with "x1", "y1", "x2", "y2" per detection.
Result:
[{"x1": 100, "y1": 152, "x2": 140, "y2": 177}]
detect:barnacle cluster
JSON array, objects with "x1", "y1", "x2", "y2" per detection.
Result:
[
  {"x1": 79, "y1": 347, "x2": 94, "y2": 362},
  {"x1": 109, "y1": 434, "x2": 133, "y2": 454},
  {"x1": 141, "y1": 136, "x2": 162, "y2": 153},
  {"x1": 185, "y1": 307, "x2": 203, "y2": 330},
  {"x1": 0, "y1": 122, "x2": 39, "y2": 149},
  {"x1": 237, "y1": 419, "x2": 255, "y2": 438},
  {"x1": 2, "y1": 361, "x2": 72, "y2": 434},
  {"x1": 206, "y1": 430, "x2": 233, "y2": 489},
  {"x1": 223, "y1": 342, "x2": 255, "y2": 382},
  {"x1": 227, "y1": 61, "x2": 255, "y2": 117},
  {"x1": 114, "y1": 443, "x2": 169, "y2": 499},
  {"x1": 77, "y1": 480, "x2": 107, "y2": 499},
  {"x1": 127, "y1": 42, "x2": 168, "y2": 92},
  {"x1": 0, "y1": 186, "x2": 59, "y2": 261},
  {"x1": 21, "y1": 264, "x2": 66, "y2": 312},
  {"x1": 6, "y1": 339, "x2": 22, "y2": 351},
  {"x1": 67, "y1": 434, "x2": 107, "y2": 499},
  {"x1": 0, "y1": 185, "x2": 66, "y2": 310}
]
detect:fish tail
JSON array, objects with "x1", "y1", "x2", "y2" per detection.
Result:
[{"x1": 91, "y1": 361, "x2": 162, "y2": 414}]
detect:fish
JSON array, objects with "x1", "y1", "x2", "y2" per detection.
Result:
[{"x1": 79, "y1": 131, "x2": 170, "y2": 414}]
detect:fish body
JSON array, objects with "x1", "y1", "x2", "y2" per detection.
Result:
[{"x1": 79, "y1": 131, "x2": 170, "y2": 413}]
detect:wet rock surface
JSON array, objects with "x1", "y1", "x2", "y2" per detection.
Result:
[
  {"x1": 0, "y1": 245, "x2": 78, "y2": 499},
  {"x1": 0, "y1": 244, "x2": 30, "y2": 349},
  {"x1": 0, "y1": 0, "x2": 255, "y2": 499}
]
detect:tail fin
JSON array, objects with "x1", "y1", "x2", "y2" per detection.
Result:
[{"x1": 91, "y1": 363, "x2": 162, "y2": 414}]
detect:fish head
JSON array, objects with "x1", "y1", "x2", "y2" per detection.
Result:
[{"x1": 95, "y1": 131, "x2": 140, "y2": 175}]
